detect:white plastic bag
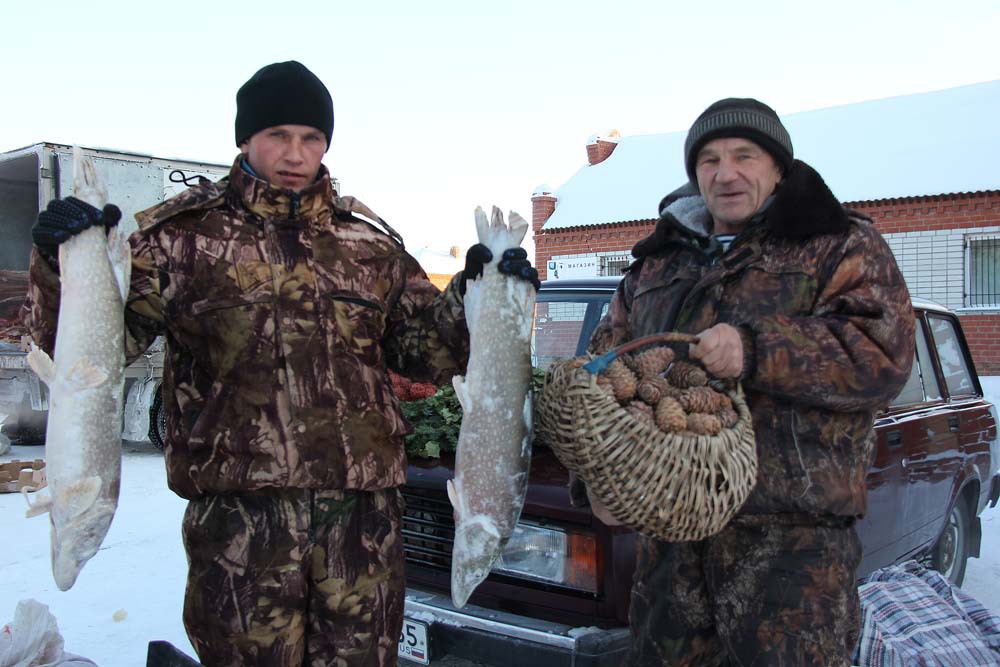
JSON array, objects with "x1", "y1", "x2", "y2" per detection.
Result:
[{"x1": 0, "y1": 600, "x2": 96, "y2": 667}]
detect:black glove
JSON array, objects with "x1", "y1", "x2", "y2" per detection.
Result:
[
  {"x1": 459, "y1": 243, "x2": 493, "y2": 295},
  {"x1": 459, "y1": 244, "x2": 541, "y2": 295},
  {"x1": 32, "y1": 197, "x2": 123, "y2": 255},
  {"x1": 497, "y1": 248, "x2": 540, "y2": 291}
]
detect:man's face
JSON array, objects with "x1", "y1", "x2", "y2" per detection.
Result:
[
  {"x1": 240, "y1": 124, "x2": 327, "y2": 192},
  {"x1": 695, "y1": 137, "x2": 783, "y2": 233}
]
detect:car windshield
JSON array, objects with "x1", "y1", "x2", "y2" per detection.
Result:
[{"x1": 531, "y1": 292, "x2": 612, "y2": 370}]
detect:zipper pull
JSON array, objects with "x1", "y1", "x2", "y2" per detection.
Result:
[{"x1": 290, "y1": 193, "x2": 300, "y2": 218}]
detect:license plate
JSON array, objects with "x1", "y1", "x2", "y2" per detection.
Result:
[{"x1": 398, "y1": 617, "x2": 429, "y2": 664}]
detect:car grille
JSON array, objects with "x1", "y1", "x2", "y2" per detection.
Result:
[{"x1": 401, "y1": 487, "x2": 454, "y2": 571}]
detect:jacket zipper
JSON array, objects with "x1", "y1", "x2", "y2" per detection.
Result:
[{"x1": 260, "y1": 217, "x2": 296, "y2": 421}]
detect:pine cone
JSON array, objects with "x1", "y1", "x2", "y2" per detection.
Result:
[
  {"x1": 678, "y1": 386, "x2": 724, "y2": 414},
  {"x1": 686, "y1": 413, "x2": 723, "y2": 436},
  {"x1": 604, "y1": 359, "x2": 637, "y2": 403},
  {"x1": 632, "y1": 347, "x2": 675, "y2": 379},
  {"x1": 660, "y1": 383, "x2": 685, "y2": 400},
  {"x1": 621, "y1": 353, "x2": 641, "y2": 376},
  {"x1": 637, "y1": 376, "x2": 670, "y2": 405},
  {"x1": 655, "y1": 396, "x2": 687, "y2": 433},
  {"x1": 666, "y1": 361, "x2": 708, "y2": 388},
  {"x1": 596, "y1": 375, "x2": 615, "y2": 398},
  {"x1": 719, "y1": 405, "x2": 739, "y2": 429},
  {"x1": 626, "y1": 401, "x2": 656, "y2": 427}
]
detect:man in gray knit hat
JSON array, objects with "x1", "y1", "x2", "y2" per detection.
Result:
[{"x1": 586, "y1": 98, "x2": 915, "y2": 665}]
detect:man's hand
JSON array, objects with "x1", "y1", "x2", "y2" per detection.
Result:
[
  {"x1": 689, "y1": 323, "x2": 743, "y2": 379},
  {"x1": 32, "y1": 197, "x2": 122, "y2": 254},
  {"x1": 459, "y1": 244, "x2": 540, "y2": 295}
]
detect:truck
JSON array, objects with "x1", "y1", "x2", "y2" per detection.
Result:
[
  {"x1": 0, "y1": 142, "x2": 229, "y2": 447},
  {"x1": 397, "y1": 276, "x2": 1000, "y2": 666}
]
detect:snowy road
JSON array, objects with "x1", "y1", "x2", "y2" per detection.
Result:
[{"x1": 2, "y1": 377, "x2": 1000, "y2": 666}]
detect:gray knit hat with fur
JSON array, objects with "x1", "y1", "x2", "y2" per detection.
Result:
[{"x1": 684, "y1": 98, "x2": 793, "y2": 182}]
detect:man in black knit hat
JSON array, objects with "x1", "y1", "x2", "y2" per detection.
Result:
[
  {"x1": 586, "y1": 98, "x2": 914, "y2": 665},
  {"x1": 25, "y1": 60, "x2": 537, "y2": 667}
]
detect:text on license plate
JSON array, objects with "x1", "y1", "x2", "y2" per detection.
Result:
[{"x1": 398, "y1": 617, "x2": 429, "y2": 664}]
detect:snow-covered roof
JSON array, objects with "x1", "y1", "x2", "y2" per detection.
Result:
[{"x1": 543, "y1": 80, "x2": 1000, "y2": 231}]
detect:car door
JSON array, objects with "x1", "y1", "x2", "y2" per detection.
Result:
[
  {"x1": 857, "y1": 313, "x2": 943, "y2": 574},
  {"x1": 909, "y1": 313, "x2": 982, "y2": 545}
]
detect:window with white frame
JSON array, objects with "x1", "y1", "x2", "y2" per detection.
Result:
[
  {"x1": 600, "y1": 253, "x2": 631, "y2": 277},
  {"x1": 965, "y1": 233, "x2": 1000, "y2": 308}
]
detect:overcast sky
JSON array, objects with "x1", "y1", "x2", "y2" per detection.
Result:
[{"x1": 4, "y1": 0, "x2": 999, "y2": 255}]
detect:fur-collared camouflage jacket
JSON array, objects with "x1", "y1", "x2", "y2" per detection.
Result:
[
  {"x1": 24, "y1": 158, "x2": 469, "y2": 499},
  {"x1": 590, "y1": 160, "x2": 915, "y2": 519}
]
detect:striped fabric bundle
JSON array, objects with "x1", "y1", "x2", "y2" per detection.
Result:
[{"x1": 854, "y1": 560, "x2": 1000, "y2": 666}]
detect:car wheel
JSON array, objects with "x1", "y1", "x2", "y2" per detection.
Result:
[
  {"x1": 148, "y1": 385, "x2": 167, "y2": 451},
  {"x1": 930, "y1": 499, "x2": 971, "y2": 586}
]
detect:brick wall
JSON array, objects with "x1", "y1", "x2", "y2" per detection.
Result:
[
  {"x1": 848, "y1": 191, "x2": 1000, "y2": 235},
  {"x1": 855, "y1": 191, "x2": 1000, "y2": 376},
  {"x1": 960, "y1": 314, "x2": 1000, "y2": 376},
  {"x1": 532, "y1": 219, "x2": 654, "y2": 280}
]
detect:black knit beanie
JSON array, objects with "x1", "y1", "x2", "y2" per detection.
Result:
[
  {"x1": 235, "y1": 61, "x2": 334, "y2": 149},
  {"x1": 684, "y1": 98, "x2": 793, "y2": 182}
]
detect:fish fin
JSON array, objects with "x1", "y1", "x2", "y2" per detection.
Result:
[
  {"x1": 62, "y1": 476, "x2": 103, "y2": 519},
  {"x1": 447, "y1": 478, "x2": 462, "y2": 516},
  {"x1": 522, "y1": 391, "x2": 534, "y2": 438},
  {"x1": 65, "y1": 357, "x2": 109, "y2": 390},
  {"x1": 473, "y1": 206, "x2": 526, "y2": 257},
  {"x1": 107, "y1": 226, "x2": 132, "y2": 303},
  {"x1": 473, "y1": 207, "x2": 490, "y2": 248},
  {"x1": 26, "y1": 345, "x2": 56, "y2": 385},
  {"x1": 24, "y1": 490, "x2": 52, "y2": 517},
  {"x1": 72, "y1": 147, "x2": 108, "y2": 209},
  {"x1": 507, "y1": 210, "x2": 529, "y2": 246},
  {"x1": 451, "y1": 375, "x2": 471, "y2": 412}
]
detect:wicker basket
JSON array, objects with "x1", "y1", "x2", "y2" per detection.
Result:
[{"x1": 535, "y1": 332, "x2": 757, "y2": 542}]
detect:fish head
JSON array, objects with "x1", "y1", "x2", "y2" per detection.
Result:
[
  {"x1": 450, "y1": 517, "x2": 502, "y2": 608},
  {"x1": 50, "y1": 500, "x2": 116, "y2": 591}
]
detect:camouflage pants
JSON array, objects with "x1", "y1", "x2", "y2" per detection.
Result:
[
  {"x1": 627, "y1": 518, "x2": 862, "y2": 667},
  {"x1": 181, "y1": 488, "x2": 405, "y2": 667}
]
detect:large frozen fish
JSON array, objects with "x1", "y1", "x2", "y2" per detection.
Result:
[
  {"x1": 447, "y1": 206, "x2": 535, "y2": 608},
  {"x1": 25, "y1": 148, "x2": 130, "y2": 590}
]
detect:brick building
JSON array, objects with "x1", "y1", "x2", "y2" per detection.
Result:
[{"x1": 531, "y1": 81, "x2": 1000, "y2": 373}]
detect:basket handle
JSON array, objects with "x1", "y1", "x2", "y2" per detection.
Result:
[{"x1": 582, "y1": 332, "x2": 700, "y2": 374}]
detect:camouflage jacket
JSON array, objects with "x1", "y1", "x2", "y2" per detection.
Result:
[
  {"x1": 24, "y1": 158, "x2": 470, "y2": 499},
  {"x1": 590, "y1": 160, "x2": 915, "y2": 519}
]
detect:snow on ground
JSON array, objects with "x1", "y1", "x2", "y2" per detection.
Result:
[
  {"x1": 0, "y1": 440, "x2": 192, "y2": 666},
  {"x1": 3, "y1": 379, "x2": 1000, "y2": 666}
]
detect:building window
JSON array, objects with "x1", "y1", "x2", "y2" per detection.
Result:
[
  {"x1": 600, "y1": 254, "x2": 631, "y2": 276},
  {"x1": 966, "y1": 234, "x2": 1000, "y2": 308}
]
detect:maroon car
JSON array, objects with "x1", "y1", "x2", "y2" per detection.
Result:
[{"x1": 398, "y1": 277, "x2": 1000, "y2": 667}]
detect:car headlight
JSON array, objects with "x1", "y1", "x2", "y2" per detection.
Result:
[{"x1": 491, "y1": 522, "x2": 598, "y2": 592}]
